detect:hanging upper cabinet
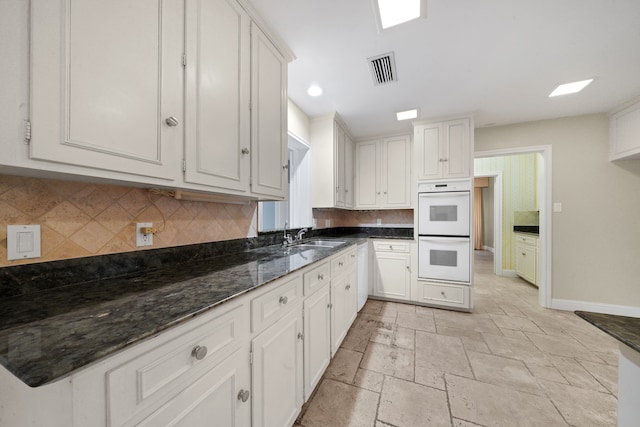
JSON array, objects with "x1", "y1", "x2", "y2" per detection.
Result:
[
  {"x1": 183, "y1": 0, "x2": 251, "y2": 193},
  {"x1": 250, "y1": 23, "x2": 289, "y2": 200},
  {"x1": 30, "y1": 0, "x2": 183, "y2": 181},
  {"x1": 414, "y1": 118, "x2": 472, "y2": 180}
]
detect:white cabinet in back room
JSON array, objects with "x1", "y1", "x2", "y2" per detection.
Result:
[
  {"x1": 355, "y1": 135, "x2": 412, "y2": 209},
  {"x1": 414, "y1": 118, "x2": 472, "y2": 180}
]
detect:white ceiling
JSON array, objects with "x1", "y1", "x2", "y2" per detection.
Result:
[{"x1": 250, "y1": 0, "x2": 640, "y2": 139}]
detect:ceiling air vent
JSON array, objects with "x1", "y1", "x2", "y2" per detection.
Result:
[{"x1": 367, "y1": 52, "x2": 397, "y2": 86}]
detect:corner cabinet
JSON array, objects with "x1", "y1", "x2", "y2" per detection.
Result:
[
  {"x1": 355, "y1": 135, "x2": 412, "y2": 209},
  {"x1": 414, "y1": 118, "x2": 472, "y2": 180},
  {"x1": 310, "y1": 114, "x2": 354, "y2": 208},
  {"x1": 26, "y1": 0, "x2": 290, "y2": 201}
]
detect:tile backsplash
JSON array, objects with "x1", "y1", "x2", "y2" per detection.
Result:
[{"x1": 0, "y1": 175, "x2": 257, "y2": 267}]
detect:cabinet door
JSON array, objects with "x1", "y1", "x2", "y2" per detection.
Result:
[
  {"x1": 373, "y1": 252, "x2": 411, "y2": 301},
  {"x1": 443, "y1": 119, "x2": 470, "y2": 178},
  {"x1": 330, "y1": 274, "x2": 347, "y2": 355},
  {"x1": 516, "y1": 244, "x2": 536, "y2": 284},
  {"x1": 303, "y1": 284, "x2": 331, "y2": 401},
  {"x1": 251, "y1": 24, "x2": 288, "y2": 199},
  {"x1": 30, "y1": 0, "x2": 182, "y2": 180},
  {"x1": 415, "y1": 123, "x2": 443, "y2": 180},
  {"x1": 382, "y1": 136, "x2": 411, "y2": 208},
  {"x1": 355, "y1": 140, "x2": 380, "y2": 208},
  {"x1": 252, "y1": 305, "x2": 303, "y2": 427},
  {"x1": 184, "y1": 0, "x2": 251, "y2": 192},
  {"x1": 344, "y1": 135, "x2": 354, "y2": 208},
  {"x1": 335, "y1": 124, "x2": 346, "y2": 207},
  {"x1": 137, "y1": 348, "x2": 251, "y2": 427}
]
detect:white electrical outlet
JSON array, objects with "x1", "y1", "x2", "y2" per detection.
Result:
[
  {"x1": 313, "y1": 218, "x2": 317, "y2": 228},
  {"x1": 325, "y1": 219, "x2": 331, "y2": 227},
  {"x1": 376, "y1": 218, "x2": 382, "y2": 225},
  {"x1": 136, "y1": 223, "x2": 153, "y2": 247}
]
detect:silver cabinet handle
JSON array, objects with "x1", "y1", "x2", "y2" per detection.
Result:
[
  {"x1": 241, "y1": 147, "x2": 250, "y2": 155},
  {"x1": 339, "y1": 261, "x2": 344, "y2": 267},
  {"x1": 345, "y1": 284, "x2": 351, "y2": 290},
  {"x1": 384, "y1": 191, "x2": 387, "y2": 194},
  {"x1": 351, "y1": 254, "x2": 355, "y2": 258},
  {"x1": 165, "y1": 116, "x2": 179, "y2": 127},
  {"x1": 389, "y1": 245, "x2": 393, "y2": 250},
  {"x1": 279, "y1": 295, "x2": 288, "y2": 305},
  {"x1": 345, "y1": 189, "x2": 349, "y2": 193},
  {"x1": 377, "y1": 192, "x2": 381, "y2": 195},
  {"x1": 318, "y1": 273, "x2": 324, "y2": 280},
  {"x1": 298, "y1": 332, "x2": 304, "y2": 340},
  {"x1": 237, "y1": 389, "x2": 250, "y2": 403},
  {"x1": 192, "y1": 345, "x2": 207, "y2": 360},
  {"x1": 441, "y1": 291, "x2": 446, "y2": 297},
  {"x1": 283, "y1": 164, "x2": 289, "y2": 170},
  {"x1": 406, "y1": 266, "x2": 410, "y2": 271},
  {"x1": 442, "y1": 158, "x2": 448, "y2": 162}
]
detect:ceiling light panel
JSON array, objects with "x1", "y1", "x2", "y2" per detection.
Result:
[
  {"x1": 396, "y1": 109, "x2": 418, "y2": 120},
  {"x1": 307, "y1": 85, "x2": 323, "y2": 97},
  {"x1": 374, "y1": 0, "x2": 426, "y2": 30},
  {"x1": 549, "y1": 78, "x2": 594, "y2": 97}
]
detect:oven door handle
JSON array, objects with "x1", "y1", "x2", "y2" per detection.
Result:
[{"x1": 419, "y1": 236, "x2": 469, "y2": 243}]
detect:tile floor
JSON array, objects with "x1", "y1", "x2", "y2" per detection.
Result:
[{"x1": 295, "y1": 251, "x2": 620, "y2": 427}]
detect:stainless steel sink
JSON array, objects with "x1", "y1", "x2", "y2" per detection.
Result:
[{"x1": 294, "y1": 240, "x2": 346, "y2": 248}]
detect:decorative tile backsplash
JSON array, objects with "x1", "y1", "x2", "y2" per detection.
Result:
[{"x1": 0, "y1": 175, "x2": 257, "y2": 267}]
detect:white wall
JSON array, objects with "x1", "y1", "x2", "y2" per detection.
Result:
[
  {"x1": 287, "y1": 99, "x2": 310, "y2": 143},
  {"x1": 476, "y1": 114, "x2": 640, "y2": 307}
]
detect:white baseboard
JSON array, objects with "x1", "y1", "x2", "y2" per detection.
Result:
[
  {"x1": 502, "y1": 269, "x2": 518, "y2": 278},
  {"x1": 482, "y1": 245, "x2": 495, "y2": 253},
  {"x1": 551, "y1": 298, "x2": 640, "y2": 317}
]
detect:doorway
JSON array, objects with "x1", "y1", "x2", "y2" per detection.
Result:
[{"x1": 474, "y1": 145, "x2": 552, "y2": 309}]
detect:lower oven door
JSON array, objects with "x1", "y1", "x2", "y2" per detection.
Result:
[{"x1": 418, "y1": 236, "x2": 470, "y2": 283}]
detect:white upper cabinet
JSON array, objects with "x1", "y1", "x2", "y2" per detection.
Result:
[
  {"x1": 610, "y1": 98, "x2": 640, "y2": 161},
  {"x1": 309, "y1": 114, "x2": 354, "y2": 208},
  {"x1": 183, "y1": 0, "x2": 251, "y2": 192},
  {"x1": 355, "y1": 135, "x2": 412, "y2": 209},
  {"x1": 415, "y1": 118, "x2": 472, "y2": 180},
  {"x1": 250, "y1": 23, "x2": 289, "y2": 199},
  {"x1": 30, "y1": 0, "x2": 183, "y2": 181}
]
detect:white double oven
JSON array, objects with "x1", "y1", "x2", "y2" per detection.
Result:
[{"x1": 418, "y1": 181, "x2": 471, "y2": 283}]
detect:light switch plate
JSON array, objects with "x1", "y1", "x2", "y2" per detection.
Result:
[
  {"x1": 7, "y1": 225, "x2": 41, "y2": 260},
  {"x1": 553, "y1": 202, "x2": 562, "y2": 212}
]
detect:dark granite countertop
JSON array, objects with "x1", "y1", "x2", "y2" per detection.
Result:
[
  {"x1": 0, "y1": 228, "x2": 412, "y2": 387},
  {"x1": 513, "y1": 225, "x2": 539, "y2": 234},
  {"x1": 575, "y1": 311, "x2": 640, "y2": 353}
]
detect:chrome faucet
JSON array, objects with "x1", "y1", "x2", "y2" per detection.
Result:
[
  {"x1": 283, "y1": 221, "x2": 293, "y2": 246},
  {"x1": 295, "y1": 228, "x2": 308, "y2": 241}
]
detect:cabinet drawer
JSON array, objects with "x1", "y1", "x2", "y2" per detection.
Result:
[
  {"x1": 373, "y1": 240, "x2": 411, "y2": 253},
  {"x1": 251, "y1": 274, "x2": 303, "y2": 333},
  {"x1": 515, "y1": 235, "x2": 537, "y2": 246},
  {"x1": 304, "y1": 261, "x2": 331, "y2": 296},
  {"x1": 417, "y1": 282, "x2": 469, "y2": 309},
  {"x1": 331, "y1": 247, "x2": 357, "y2": 276},
  {"x1": 107, "y1": 304, "x2": 246, "y2": 427}
]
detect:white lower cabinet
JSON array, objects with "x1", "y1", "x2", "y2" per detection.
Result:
[
  {"x1": 330, "y1": 266, "x2": 358, "y2": 355},
  {"x1": 515, "y1": 233, "x2": 538, "y2": 286},
  {"x1": 303, "y1": 283, "x2": 331, "y2": 401},
  {"x1": 251, "y1": 304, "x2": 304, "y2": 427},
  {"x1": 371, "y1": 240, "x2": 413, "y2": 301}
]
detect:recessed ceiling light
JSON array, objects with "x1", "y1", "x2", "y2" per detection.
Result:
[
  {"x1": 307, "y1": 85, "x2": 323, "y2": 97},
  {"x1": 374, "y1": 0, "x2": 426, "y2": 30},
  {"x1": 396, "y1": 109, "x2": 418, "y2": 121},
  {"x1": 549, "y1": 78, "x2": 594, "y2": 97}
]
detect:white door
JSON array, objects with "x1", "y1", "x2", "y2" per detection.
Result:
[
  {"x1": 252, "y1": 305, "x2": 303, "y2": 427},
  {"x1": 355, "y1": 140, "x2": 380, "y2": 208},
  {"x1": 184, "y1": 0, "x2": 251, "y2": 192},
  {"x1": 373, "y1": 253, "x2": 411, "y2": 301},
  {"x1": 303, "y1": 284, "x2": 331, "y2": 401},
  {"x1": 137, "y1": 348, "x2": 250, "y2": 426},
  {"x1": 30, "y1": 0, "x2": 182, "y2": 180},
  {"x1": 418, "y1": 237, "x2": 470, "y2": 283},
  {"x1": 382, "y1": 136, "x2": 411, "y2": 208},
  {"x1": 251, "y1": 24, "x2": 288, "y2": 199},
  {"x1": 418, "y1": 191, "x2": 470, "y2": 236},
  {"x1": 415, "y1": 123, "x2": 443, "y2": 180}
]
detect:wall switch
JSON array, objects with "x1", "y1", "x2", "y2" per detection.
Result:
[
  {"x1": 553, "y1": 202, "x2": 562, "y2": 213},
  {"x1": 136, "y1": 222, "x2": 154, "y2": 247},
  {"x1": 7, "y1": 225, "x2": 41, "y2": 260},
  {"x1": 325, "y1": 219, "x2": 331, "y2": 228},
  {"x1": 376, "y1": 218, "x2": 382, "y2": 225}
]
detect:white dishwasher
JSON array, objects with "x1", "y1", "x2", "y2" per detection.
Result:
[{"x1": 357, "y1": 242, "x2": 368, "y2": 311}]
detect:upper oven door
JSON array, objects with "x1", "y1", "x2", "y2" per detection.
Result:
[{"x1": 418, "y1": 191, "x2": 470, "y2": 236}]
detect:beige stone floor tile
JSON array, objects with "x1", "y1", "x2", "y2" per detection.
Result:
[
  {"x1": 497, "y1": 327, "x2": 529, "y2": 340},
  {"x1": 379, "y1": 301, "x2": 416, "y2": 316},
  {"x1": 300, "y1": 379, "x2": 379, "y2": 427},
  {"x1": 446, "y1": 374, "x2": 568, "y2": 427},
  {"x1": 360, "y1": 342, "x2": 414, "y2": 381},
  {"x1": 482, "y1": 333, "x2": 552, "y2": 366},
  {"x1": 353, "y1": 368, "x2": 384, "y2": 392},
  {"x1": 539, "y1": 379, "x2": 617, "y2": 427},
  {"x1": 594, "y1": 350, "x2": 619, "y2": 366},
  {"x1": 498, "y1": 304, "x2": 527, "y2": 318},
  {"x1": 415, "y1": 305, "x2": 436, "y2": 315},
  {"x1": 489, "y1": 313, "x2": 545, "y2": 333},
  {"x1": 547, "y1": 355, "x2": 609, "y2": 393},
  {"x1": 466, "y1": 351, "x2": 544, "y2": 396},
  {"x1": 370, "y1": 326, "x2": 415, "y2": 350},
  {"x1": 378, "y1": 376, "x2": 450, "y2": 427},
  {"x1": 568, "y1": 329, "x2": 619, "y2": 354},
  {"x1": 396, "y1": 311, "x2": 436, "y2": 332},
  {"x1": 414, "y1": 365, "x2": 446, "y2": 390},
  {"x1": 526, "y1": 332, "x2": 603, "y2": 363},
  {"x1": 342, "y1": 325, "x2": 373, "y2": 353},
  {"x1": 415, "y1": 331, "x2": 473, "y2": 378},
  {"x1": 436, "y1": 325, "x2": 486, "y2": 342},
  {"x1": 355, "y1": 313, "x2": 397, "y2": 331},
  {"x1": 525, "y1": 363, "x2": 568, "y2": 384},
  {"x1": 453, "y1": 418, "x2": 486, "y2": 427},
  {"x1": 325, "y1": 347, "x2": 362, "y2": 384},
  {"x1": 434, "y1": 312, "x2": 502, "y2": 335},
  {"x1": 461, "y1": 337, "x2": 491, "y2": 354},
  {"x1": 361, "y1": 299, "x2": 384, "y2": 315},
  {"x1": 578, "y1": 360, "x2": 619, "y2": 396}
]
